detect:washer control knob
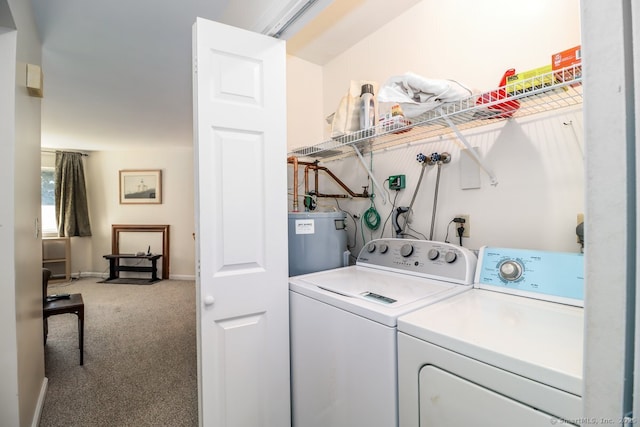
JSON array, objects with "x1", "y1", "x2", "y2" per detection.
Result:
[
  {"x1": 444, "y1": 251, "x2": 457, "y2": 263},
  {"x1": 428, "y1": 249, "x2": 439, "y2": 260},
  {"x1": 367, "y1": 243, "x2": 376, "y2": 253},
  {"x1": 379, "y1": 243, "x2": 389, "y2": 254},
  {"x1": 400, "y1": 244, "x2": 414, "y2": 257},
  {"x1": 499, "y1": 260, "x2": 523, "y2": 281}
]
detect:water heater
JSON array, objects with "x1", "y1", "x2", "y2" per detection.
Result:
[{"x1": 288, "y1": 211, "x2": 349, "y2": 277}]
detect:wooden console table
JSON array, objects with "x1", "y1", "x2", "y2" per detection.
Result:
[
  {"x1": 111, "y1": 224, "x2": 170, "y2": 279},
  {"x1": 103, "y1": 254, "x2": 163, "y2": 284}
]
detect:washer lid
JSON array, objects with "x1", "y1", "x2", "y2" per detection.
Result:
[
  {"x1": 398, "y1": 289, "x2": 584, "y2": 396},
  {"x1": 290, "y1": 266, "x2": 471, "y2": 326}
]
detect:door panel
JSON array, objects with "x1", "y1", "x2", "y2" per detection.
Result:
[
  {"x1": 215, "y1": 312, "x2": 267, "y2": 427},
  {"x1": 210, "y1": 52, "x2": 263, "y2": 104},
  {"x1": 193, "y1": 18, "x2": 290, "y2": 427},
  {"x1": 209, "y1": 128, "x2": 265, "y2": 274}
]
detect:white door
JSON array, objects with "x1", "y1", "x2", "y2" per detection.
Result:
[{"x1": 192, "y1": 18, "x2": 290, "y2": 427}]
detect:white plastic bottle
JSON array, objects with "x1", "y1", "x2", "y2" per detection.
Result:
[{"x1": 359, "y1": 83, "x2": 375, "y2": 135}]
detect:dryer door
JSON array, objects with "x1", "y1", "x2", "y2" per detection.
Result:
[{"x1": 419, "y1": 366, "x2": 578, "y2": 426}]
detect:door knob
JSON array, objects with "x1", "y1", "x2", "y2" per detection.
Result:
[{"x1": 204, "y1": 295, "x2": 215, "y2": 306}]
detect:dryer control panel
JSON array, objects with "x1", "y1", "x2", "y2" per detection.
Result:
[
  {"x1": 356, "y1": 239, "x2": 477, "y2": 285},
  {"x1": 475, "y1": 246, "x2": 584, "y2": 306}
]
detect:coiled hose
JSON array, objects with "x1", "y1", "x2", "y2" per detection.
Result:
[{"x1": 363, "y1": 203, "x2": 381, "y2": 230}]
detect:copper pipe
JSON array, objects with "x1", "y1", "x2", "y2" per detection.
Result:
[
  {"x1": 314, "y1": 167, "x2": 319, "y2": 195},
  {"x1": 287, "y1": 158, "x2": 318, "y2": 211},
  {"x1": 304, "y1": 165, "x2": 310, "y2": 195},
  {"x1": 315, "y1": 193, "x2": 350, "y2": 198},
  {"x1": 305, "y1": 164, "x2": 369, "y2": 198},
  {"x1": 287, "y1": 156, "x2": 299, "y2": 211},
  {"x1": 301, "y1": 165, "x2": 349, "y2": 198},
  {"x1": 300, "y1": 165, "x2": 348, "y2": 198},
  {"x1": 288, "y1": 158, "x2": 368, "y2": 211}
]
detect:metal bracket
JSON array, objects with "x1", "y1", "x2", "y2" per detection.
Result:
[{"x1": 441, "y1": 114, "x2": 498, "y2": 186}]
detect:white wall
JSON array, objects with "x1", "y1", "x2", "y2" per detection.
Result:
[
  {"x1": 287, "y1": 55, "x2": 324, "y2": 149},
  {"x1": 0, "y1": 17, "x2": 19, "y2": 427},
  {"x1": 2, "y1": 0, "x2": 45, "y2": 426},
  {"x1": 288, "y1": 0, "x2": 583, "y2": 255},
  {"x1": 81, "y1": 148, "x2": 195, "y2": 279}
]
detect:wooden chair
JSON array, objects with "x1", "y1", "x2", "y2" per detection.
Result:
[{"x1": 43, "y1": 268, "x2": 85, "y2": 365}]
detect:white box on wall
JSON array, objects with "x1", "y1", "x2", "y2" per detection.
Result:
[
  {"x1": 460, "y1": 147, "x2": 481, "y2": 190},
  {"x1": 26, "y1": 63, "x2": 43, "y2": 98}
]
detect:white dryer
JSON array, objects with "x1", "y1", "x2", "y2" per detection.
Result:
[
  {"x1": 289, "y1": 238, "x2": 478, "y2": 427},
  {"x1": 397, "y1": 246, "x2": 584, "y2": 427}
]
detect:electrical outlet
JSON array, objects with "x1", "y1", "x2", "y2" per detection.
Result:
[
  {"x1": 454, "y1": 214, "x2": 470, "y2": 238},
  {"x1": 388, "y1": 174, "x2": 406, "y2": 190}
]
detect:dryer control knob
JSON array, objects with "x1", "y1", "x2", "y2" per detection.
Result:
[
  {"x1": 379, "y1": 243, "x2": 389, "y2": 254},
  {"x1": 367, "y1": 243, "x2": 376, "y2": 253},
  {"x1": 444, "y1": 251, "x2": 457, "y2": 263},
  {"x1": 428, "y1": 249, "x2": 439, "y2": 260},
  {"x1": 499, "y1": 260, "x2": 523, "y2": 281},
  {"x1": 400, "y1": 244, "x2": 414, "y2": 257}
]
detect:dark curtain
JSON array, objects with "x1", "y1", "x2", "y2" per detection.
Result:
[{"x1": 55, "y1": 151, "x2": 92, "y2": 237}]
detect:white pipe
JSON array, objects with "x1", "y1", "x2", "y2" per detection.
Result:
[{"x1": 351, "y1": 145, "x2": 388, "y2": 205}]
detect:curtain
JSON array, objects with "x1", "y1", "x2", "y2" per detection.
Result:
[{"x1": 55, "y1": 151, "x2": 92, "y2": 237}]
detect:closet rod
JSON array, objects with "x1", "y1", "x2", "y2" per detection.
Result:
[{"x1": 41, "y1": 149, "x2": 89, "y2": 157}]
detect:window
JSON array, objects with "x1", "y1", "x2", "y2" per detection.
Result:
[{"x1": 41, "y1": 152, "x2": 57, "y2": 235}]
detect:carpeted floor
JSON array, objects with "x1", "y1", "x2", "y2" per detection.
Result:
[{"x1": 40, "y1": 278, "x2": 198, "y2": 427}]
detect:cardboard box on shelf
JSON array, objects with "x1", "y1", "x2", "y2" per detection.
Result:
[
  {"x1": 552, "y1": 45, "x2": 582, "y2": 83},
  {"x1": 552, "y1": 45, "x2": 581, "y2": 70},
  {"x1": 505, "y1": 65, "x2": 554, "y2": 95}
]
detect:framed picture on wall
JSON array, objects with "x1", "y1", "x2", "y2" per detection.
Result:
[{"x1": 119, "y1": 170, "x2": 162, "y2": 204}]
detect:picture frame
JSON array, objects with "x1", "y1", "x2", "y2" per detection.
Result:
[{"x1": 119, "y1": 170, "x2": 162, "y2": 204}]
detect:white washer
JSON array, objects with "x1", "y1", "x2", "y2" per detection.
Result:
[
  {"x1": 289, "y1": 238, "x2": 478, "y2": 427},
  {"x1": 398, "y1": 246, "x2": 584, "y2": 427}
]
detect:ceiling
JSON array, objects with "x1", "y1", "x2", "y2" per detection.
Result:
[{"x1": 30, "y1": 0, "x2": 420, "y2": 151}]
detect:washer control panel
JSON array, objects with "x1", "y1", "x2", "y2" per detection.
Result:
[
  {"x1": 476, "y1": 246, "x2": 584, "y2": 306},
  {"x1": 357, "y1": 239, "x2": 477, "y2": 284}
]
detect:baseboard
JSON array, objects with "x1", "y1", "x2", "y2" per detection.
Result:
[
  {"x1": 31, "y1": 377, "x2": 48, "y2": 427},
  {"x1": 169, "y1": 274, "x2": 196, "y2": 281},
  {"x1": 74, "y1": 271, "x2": 107, "y2": 279}
]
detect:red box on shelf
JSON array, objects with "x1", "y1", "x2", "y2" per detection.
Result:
[
  {"x1": 552, "y1": 45, "x2": 582, "y2": 83},
  {"x1": 552, "y1": 45, "x2": 581, "y2": 69}
]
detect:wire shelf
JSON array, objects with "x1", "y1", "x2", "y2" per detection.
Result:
[{"x1": 289, "y1": 64, "x2": 583, "y2": 161}]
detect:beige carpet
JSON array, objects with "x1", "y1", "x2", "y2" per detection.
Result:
[{"x1": 40, "y1": 278, "x2": 198, "y2": 427}]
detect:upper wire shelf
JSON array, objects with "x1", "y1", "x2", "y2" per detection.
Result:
[{"x1": 289, "y1": 64, "x2": 583, "y2": 161}]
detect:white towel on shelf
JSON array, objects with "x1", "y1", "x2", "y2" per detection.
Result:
[{"x1": 378, "y1": 72, "x2": 474, "y2": 118}]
